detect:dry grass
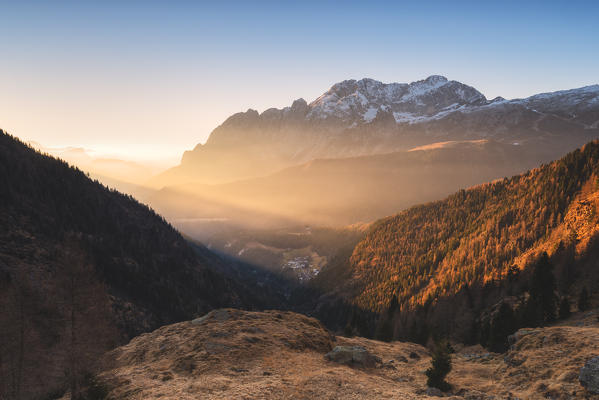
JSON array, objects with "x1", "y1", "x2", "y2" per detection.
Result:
[{"x1": 96, "y1": 308, "x2": 599, "y2": 399}]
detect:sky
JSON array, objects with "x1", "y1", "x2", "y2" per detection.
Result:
[{"x1": 0, "y1": 0, "x2": 598, "y2": 165}]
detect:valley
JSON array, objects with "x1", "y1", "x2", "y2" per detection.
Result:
[
  {"x1": 4, "y1": 2, "x2": 599, "y2": 398},
  {"x1": 3, "y1": 77, "x2": 599, "y2": 399},
  {"x1": 136, "y1": 77, "x2": 599, "y2": 287}
]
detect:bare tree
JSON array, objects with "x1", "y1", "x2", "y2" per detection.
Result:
[
  {"x1": 56, "y1": 241, "x2": 116, "y2": 399},
  {"x1": 0, "y1": 270, "x2": 31, "y2": 400}
]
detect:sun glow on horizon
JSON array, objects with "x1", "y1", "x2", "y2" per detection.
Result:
[{"x1": 1, "y1": 1, "x2": 597, "y2": 173}]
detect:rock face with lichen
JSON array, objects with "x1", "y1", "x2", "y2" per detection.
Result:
[
  {"x1": 324, "y1": 345, "x2": 381, "y2": 368},
  {"x1": 580, "y1": 356, "x2": 599, "y2": 394}
]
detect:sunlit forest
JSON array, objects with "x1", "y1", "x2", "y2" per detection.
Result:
[{"x1": 341, "y1": 142, "x2": 599, "y2": 344}]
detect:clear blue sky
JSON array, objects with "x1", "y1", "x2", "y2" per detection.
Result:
[{"x1": 1, "y1": 0, "x2": 598, "y2": 162}]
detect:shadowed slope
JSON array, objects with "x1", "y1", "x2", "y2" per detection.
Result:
[{"x1": 0, "y1": 130, "x2": 277, "y2": 399}]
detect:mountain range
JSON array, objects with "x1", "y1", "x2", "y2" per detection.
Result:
[
  {"x1": 3, "y1": 76, "x2": 599, "y2": 399},
  {"x1": 151, "y1": 75, "x2": 599, "y2": 187}
]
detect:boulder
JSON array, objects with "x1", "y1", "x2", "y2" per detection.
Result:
[
  {"x1": 191, "y1": 309, "x2": 231, "y2": 325},
  {"x1": 324, "y1": 346, "x2": 381, "y2": 368},
  {"x1": 395, "y1": 355, "x2": 408, "y2": 363},
  {"x1": 507, "y1": 329, "x2": 540, "y2": 346},
  {"x1": 425, "y1": 386, "x2": 444, "y2": 397},
  {"x1": 580, "y1": 356, "x2": 599, "y2": 394}
]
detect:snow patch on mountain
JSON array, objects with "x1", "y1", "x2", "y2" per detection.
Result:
[
  {"x1": 392, "y1": 102, "x2": 468, "y2": 124},
  {"x1": 401, "y1": 75, "x2": 448, "y2": 101},
  {"x1": 305, "y1": 75, "x2": 488, "y2": 124},
  {"x1": 393, "y1": 112, "x2": 428, "y2": 124},
  {"x1": 363, "y1": 107, "x2": 379, "y2": 122},
  {"x1": 213, "y1": 77, "x2": 599, "y2": 138},
  {"x1": 512, "y1": 84, "x2": 599, "y2": 112}
]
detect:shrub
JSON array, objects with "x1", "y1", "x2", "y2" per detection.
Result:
[
  {"x1": 489, "y1": 302, "x2": 517, "y2": 353},
  {"x1": 558, "y1": 297, "x2": 571, "y2": 319},
  {"x1": 578, "y1": 287, "x2": 590, "y2": 311},
  {"x1": 425, "y1": 340, "x2": 452, "y2": 391}
]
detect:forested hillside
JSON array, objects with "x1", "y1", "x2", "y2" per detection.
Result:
[
  {"x1": 0, "y1": 130, "x2": 276, "y2": 399},
  {"x1": 323, "y1": 141, "x2": 599, "y2": 344}
]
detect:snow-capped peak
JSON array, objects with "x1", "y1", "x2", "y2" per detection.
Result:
[
  {"x1": 214, "y1": 76, "x2": 598, "y2": 140},
  {"x1": 424, "y1": 75, "x2": 448, "y2": 85},
  {"x1": 307, "y1": 75, "x2": 485, "y2": 123}
]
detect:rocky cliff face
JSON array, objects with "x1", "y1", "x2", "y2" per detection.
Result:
[{"x1": 152, "y1": 76, "x2": 599, "y2": 186}]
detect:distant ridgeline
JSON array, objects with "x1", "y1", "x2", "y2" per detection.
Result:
[
  {"x1": 0, "y1": 130, "x2": 276, "y2": 399},
  {"x1": 153, "y1": 76, "x2": 599, "y2": 188},
  {"x1": 316, "y1": 141, "x2": 599, "y2": 347}
]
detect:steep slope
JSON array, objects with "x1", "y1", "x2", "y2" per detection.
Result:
[
  {"x1": 307, "y1": 141, "x2": 599, "y2": 343},
  {"x1": 27, "y1": 141, "x2": 164, "y2": 185},
  {"x1": 187, "y1": 226, "x2": 365, "y2": 285},
  {"x1": 0, "y1": 131, "x2": 276, "y2": 399},
  {"x1": 347, "y1": 141, "x2": 599, "y2": 312},
  {"x1": 93, "y1": 308, "x2": 599, "y2": 399},
  {"x1": 151, "y1": 76, "x2": 599, "y2": 187}
]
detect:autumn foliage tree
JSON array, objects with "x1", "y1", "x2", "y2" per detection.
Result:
[
  {"x1": 329, "y1": 140, "x2": 599, "y2": 345},
  {"x1": 349, "y1": 143, "x2": 599, "y2": 318}
]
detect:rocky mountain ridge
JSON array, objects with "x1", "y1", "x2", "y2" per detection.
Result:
[
  {"x1": 244, "y1": 75, "x2": 487, "y2": 128},
  {"x1": 153, "y1": 76, "x2": 599, "y2": 187}
]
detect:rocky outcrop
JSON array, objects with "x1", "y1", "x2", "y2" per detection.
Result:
[
  {"x1": 425, "y1": 386, "x2": 444, "y2": 397},
  {"x1": 499, "y1": 325, "x2": 599, "y2": 399},
  {"x1": 507, "y1": 329, "x2": 541, "y2": 347},
  {"x1": 324, "y1": 345, "x2": 381, "y2": 368},
  {"x1": 92, "y1": 310, "x2": 599, "y2": 400},
  {"x1": 580, "y1": 356, "x2": 599, "y2": 394}
]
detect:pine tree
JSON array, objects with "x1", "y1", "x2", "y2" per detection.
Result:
[
  {"x1": 527, "y1": 252, "x2": 558, "y2": 326},
  {"x1": 479, "y1": 319, "x2": 491, "y2": 348},
  {"x1": 344, "y1": 307, "x2": 356, "y2": 337},
  {"x1": 388, "y1": 294, "x2": 399, "y2": 316},
  {"x1": 375, "y1": 315, "x2": 393, "y2": 342},
  {"x1": 558, "y1": 297, "x2": 571, "y2": 319},
  {"x1": 425, "y1": 339, "x2": 452, "y2": 391},
  {"x1": 578, "y1": 287, "x2": 590, "y2": 311},
  {"x1": 343, "y1": 321, "x2": 354, "y2": 337},
  {"x1": 375, "y1": 295, "x2": 398, "y2": 341},
  {"x1": 488, "y1": 302, "x2": 516, "y2": 353}
]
